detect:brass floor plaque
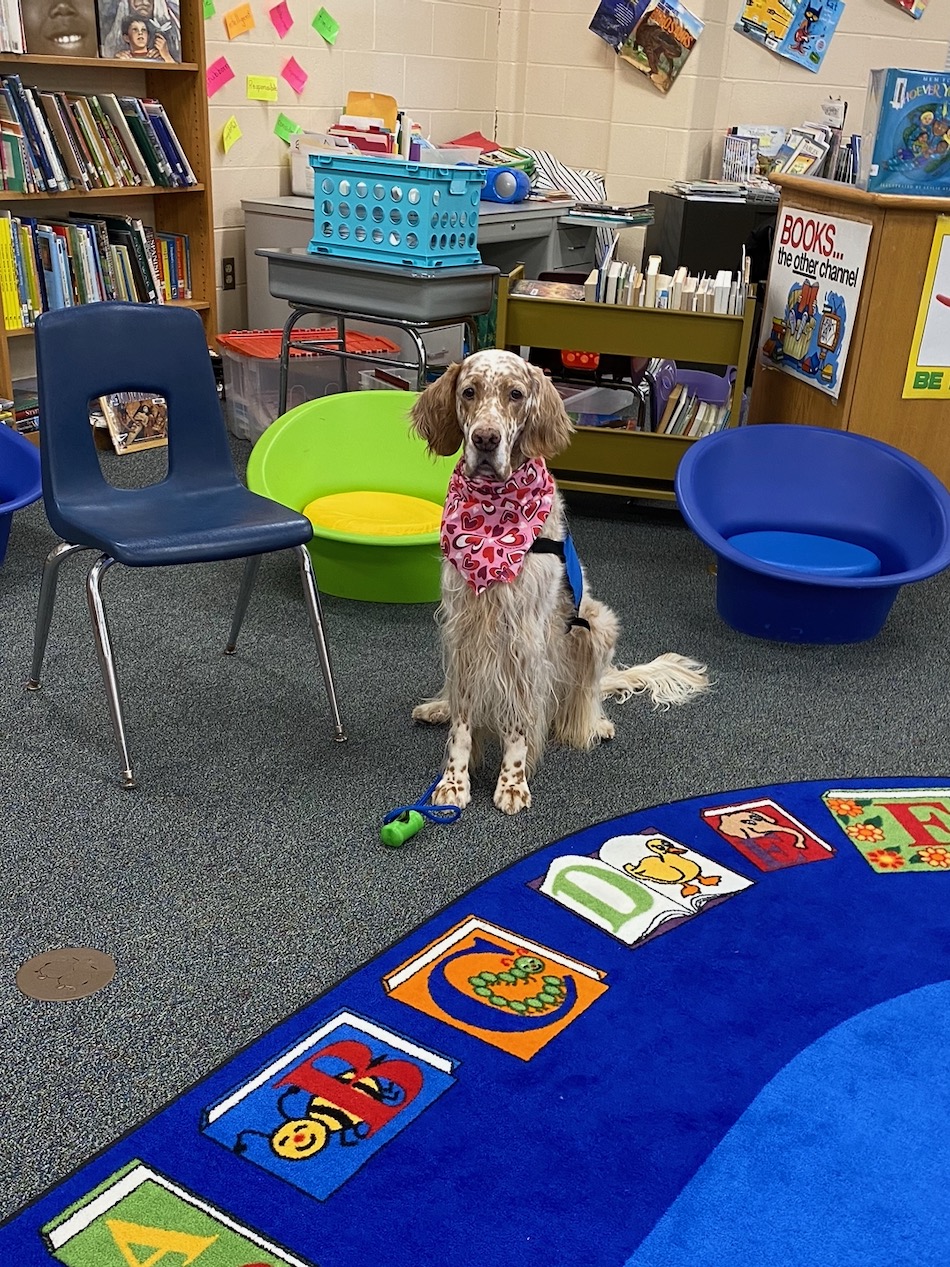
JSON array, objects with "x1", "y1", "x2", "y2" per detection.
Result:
[{"x1": 15, "y1": 948, "x2": 116, "y2": 1001}]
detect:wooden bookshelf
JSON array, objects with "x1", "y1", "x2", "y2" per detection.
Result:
[
  {"x1": 748, "y1": 173, "x2": 950, "y2": 489},
  {"x1": 0, "y1": 0, "x2": 217, "y2": 401},
  {"x1": 495, "y1": 271, "x2": 757, "y2": 500}
]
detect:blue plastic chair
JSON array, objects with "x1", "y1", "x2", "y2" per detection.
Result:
[
  {"x1": 27, "y1": 303, "x2": 346, "y2": 787},
  {"x1": 0, "y1": 423, "x2": 42, "y2": 566}
]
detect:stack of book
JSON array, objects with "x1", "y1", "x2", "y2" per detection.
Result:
[
  {"x1": 511, "y1": 253, "x2": 751, "y2": 314},
  {"x1": 655, "y1": 383, "x2": 732, "y2": 438},
  {"x1": 0, "y1": 208, "x2": 190, "y2": 330},
  {"x1": 725, "y1": 99, "x2": 861, "y2": 185},
  {"x1": 0, "y1": 77, "x2": 196, "y2": 194}
]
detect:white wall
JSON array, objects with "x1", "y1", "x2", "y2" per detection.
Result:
[{"x1": 204, "y1": 0, "x2": 950, "y2": 329}]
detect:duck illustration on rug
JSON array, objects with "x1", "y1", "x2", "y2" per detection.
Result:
[{"x1": 532, "y1": 831, "x2": 752, "y2": 948}]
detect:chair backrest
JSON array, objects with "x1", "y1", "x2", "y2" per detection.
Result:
[{"x1": 35, "y1": 304, "x2": 235, "y2": 534}]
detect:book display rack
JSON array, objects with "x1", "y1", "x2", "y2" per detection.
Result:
[
  {"x1": 495, "y1": 269, "x2": 757, "y2": 500},
  {"x1": 0, "y1": 0, "x2": 216, "y2": 403}
]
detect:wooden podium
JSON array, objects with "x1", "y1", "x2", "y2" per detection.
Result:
[{"x1": 748, "y1": 173, "x2": 950, "y2": 489}]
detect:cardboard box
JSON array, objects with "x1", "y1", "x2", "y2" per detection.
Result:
[{"x1": 860, "y1": 68, "x2": 950, "y2": 195}]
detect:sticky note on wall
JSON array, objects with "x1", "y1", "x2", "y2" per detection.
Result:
[
  {"x1": 206, "y1": 55, "x2": 235, "y2": 97},
  {"x1": 247, "y1": 75, "x2": 278, "y2": 101},
  {"x1": 269, "y1": 0, "x2": 293, "y2": 36},
  {"x1": 224, "y1": 1, "x2": 255, "y2": 38},
  {"x1": 222, "y1": 116, "x2": 242, "y2": 154},
  {"x1": 281, "y1": 57, "x2": 308, "y2": 94},
  {"x1": 275, "y1": 113, "x2": 303, "y2": 144},
  {"x1": 313, "y1": 6, "x2": 339, "y2": 43}
]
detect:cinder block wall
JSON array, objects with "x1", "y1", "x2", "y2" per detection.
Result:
[{"x1": 204, "y1": 0, "x2": 950, "y2": 328}]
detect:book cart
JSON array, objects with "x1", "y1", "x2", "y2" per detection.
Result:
[
  {"x1": 0, "y1": 0, "x2": 217, "y2": 404},
  {"x1": 495, "y1": 268, "x2": 757, "y2": 500}
]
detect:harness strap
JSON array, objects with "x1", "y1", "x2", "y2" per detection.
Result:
[{"x1": 528, "y1": 535, "x2": 591, "y2": 632}]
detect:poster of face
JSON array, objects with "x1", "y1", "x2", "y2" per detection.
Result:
[{"x1": 758, "y1": 206, "x2": 872, "y2": 400}]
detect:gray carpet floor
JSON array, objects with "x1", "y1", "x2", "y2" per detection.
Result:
[{"x1": 1, "y1": 437, "x2": 949, "y2": 1218}]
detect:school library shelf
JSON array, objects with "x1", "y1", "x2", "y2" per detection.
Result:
[
  {"x1": 495, "y1": 271, "x2": 757, "y2": 500},
  {"x1": 0, "y1": 0, "x2": 216, "y2": 403},
  {"x1": 748, "y1": 173, "x2": 950, "y2": 489}
]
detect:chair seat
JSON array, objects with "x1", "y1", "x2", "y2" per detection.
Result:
[
  {"x1": 727, "y1": 530, "x2": 882, "y2": 578},
  {"x1": 58, "y1": 484, "x2": 312, "y2": 566},
  {"x1": 303, "y1": 491, "x2": 443, "y2": 541}
]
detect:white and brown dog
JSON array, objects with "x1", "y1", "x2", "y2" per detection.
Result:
[{"x1": 410, "y1": 349, "x2": 708, "y2": 814}]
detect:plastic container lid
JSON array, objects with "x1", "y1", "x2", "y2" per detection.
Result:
[{"x1": 217, "y1": 328, "x2": 398, "y2": 360}]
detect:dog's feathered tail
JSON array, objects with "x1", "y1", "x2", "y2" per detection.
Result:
[{"x1": 601, "y1": 652, "x2": 709, "y2": 709}]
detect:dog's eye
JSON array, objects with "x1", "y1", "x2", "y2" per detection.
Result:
[
  {"x1": 509, "y1": 389, "x2": 524, "y2": 401},
  {"x1": 461, "y1": 386, "x2": 476, "y2": 400}
]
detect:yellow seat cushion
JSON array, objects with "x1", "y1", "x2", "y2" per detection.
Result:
[{"x1": 303, "y1": 490, "x2": 443, "y2": 538}]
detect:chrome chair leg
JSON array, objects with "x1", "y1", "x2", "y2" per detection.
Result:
[
  {"x1": 295, "y1": 544, "x2": 346, "y2": 742},
  {"x1": 27, "y1": 540, "x2": 92, "y2": 690},
  {"x1": 224, "y1": 554, "x2": 262, "y2": 654},
  {"x1": 86, "y1": 554, "x2": 136, "y2": 790}
]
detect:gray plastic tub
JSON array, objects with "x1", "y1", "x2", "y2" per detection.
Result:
[{"x1": 257, "y1": 248, "x2": 498, "y2": 322}]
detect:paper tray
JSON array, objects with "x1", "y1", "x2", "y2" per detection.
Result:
[{"x1": 257, "y1": 248, "x2": 498, "y2": 322}]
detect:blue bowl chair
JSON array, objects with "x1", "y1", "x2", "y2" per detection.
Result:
[
  {"x1": 675, "y1": 423, "x2": 950, "y2": 644},
  {"x1": 0, "y1": 422, "x2": 42, "y2": 566},
  {"x1": 27, "y1": 303, "x2": 346, "y2": 787}
]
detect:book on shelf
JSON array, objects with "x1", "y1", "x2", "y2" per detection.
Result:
[
  {"x1": 0, "y1": 0, "x2": 25, "y2": 54},
  {"x1": 510, "y1": 278, "x2": 586, "y2": 301},
  {"x1": 0, "y1": 208, "x2": 188, "y2": 326},
  {"x1": 0, "y1": 78, "x2": 197, "y2": 195},
  {"x1": 98, "y1": 390, "x2": 168, "y2": 455}
]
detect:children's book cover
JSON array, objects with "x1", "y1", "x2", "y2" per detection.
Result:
[
  {"x1": 97, "y1": 0, "x2": 183, "y2": 61},
  {"x1": 734, "y1": 0, "x2": 843, "y2": 73},
  {"x1": 201, "y1": 1009, "x2": 457, "y2": 1200},
  {"x1": 861, "y1": 70, "x2": 950, "y2": 194},
  {"x1": 619, "y1": 0, "x2": 703, "y2": 95},
  {"x1": 588, "y1": 0, "x2": 651, "y2": 48},
  {"x1": 40, "y1": 1158, "x2": 315, "y2": 1266},
  {"x1": 531, "y1": 830, "x2": 752, "y2": 947},
  {"x1": 823, "y1": 787, "x2": 950, "y2": 873},
  {"x1": 758, "y1": 205, "x2": 872, "y2": 400},
  {"x1": 98, "y1": 390, "x2": 168, "y2": 455},
  {"x1": 701, "y1": 798, "x2": 836, "y2": 870},
  {"x1": 886, "y1": 0, "x2": 928, "y2": 18},
  {"x1": 22, "y1": 0, "x2": 99, "y2": 57},
  {"x1": 382, "y1": 916, "x2": 608, "y2": 1060}
]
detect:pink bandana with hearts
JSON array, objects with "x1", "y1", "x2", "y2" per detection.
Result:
[{"x1": 441, "y1": 457, "x2": 555, "y2": 594}]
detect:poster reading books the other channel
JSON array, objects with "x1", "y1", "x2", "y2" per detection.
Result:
[
  {"x1": 758, "y1": 207, "x2": 871, "y2": 400},
  {"x1": 734, "y1": 0, "x2": 843, "y2": 74}
]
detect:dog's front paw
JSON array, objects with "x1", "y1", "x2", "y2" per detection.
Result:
[
  {"x1": 592, "y1": 717, "x2": 615, "y2": 743},
  {"x1": 432, "y1": 774, "x2": 470, "y2": 809},
  {"x1": 493, "y1": 775, "x2": 532, "y2": 815},
  {"x1": 412, "y1": 699, "x2": 451, "y2": 725}
]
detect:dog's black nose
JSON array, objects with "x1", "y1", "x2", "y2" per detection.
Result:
[{"x1": 472, "y1": 428, "x2": 500, "y2": 452}]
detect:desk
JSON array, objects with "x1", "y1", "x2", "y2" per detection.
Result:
[
  {"x1": 243, "y1": 196, "x2": 594, "y2": 329},
  {"x1": 258, "y1": 248, "x2": 498, "y2": 410}
]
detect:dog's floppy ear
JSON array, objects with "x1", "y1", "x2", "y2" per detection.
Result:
[
  {"x1": 519, "y1": 364, "x2": 574, "y2": 461},
  {"x1": 410, "y1": 363, "x2": 463, "y2": 456}
]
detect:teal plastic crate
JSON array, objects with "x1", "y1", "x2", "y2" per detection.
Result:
[{"x1": 308, "y1": 153, "x2": 485, "y2": 268}]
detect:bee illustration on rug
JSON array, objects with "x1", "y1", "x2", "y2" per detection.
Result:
[{"x1": 233, "y1": 1040, "x2": 421, "y2": 1161}]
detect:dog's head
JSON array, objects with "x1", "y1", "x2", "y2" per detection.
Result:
[{"x1": 410, "y1": 349, "x2": 574, "y2": 481}]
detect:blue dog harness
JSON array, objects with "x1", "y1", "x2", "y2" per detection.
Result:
[{"x1": 528, "y1": 534, "x2": 591, "y2": 632}]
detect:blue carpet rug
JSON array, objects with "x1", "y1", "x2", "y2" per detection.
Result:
[{"x1": 4, "y1": 777, "x2": 950, "y2": 1267}]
